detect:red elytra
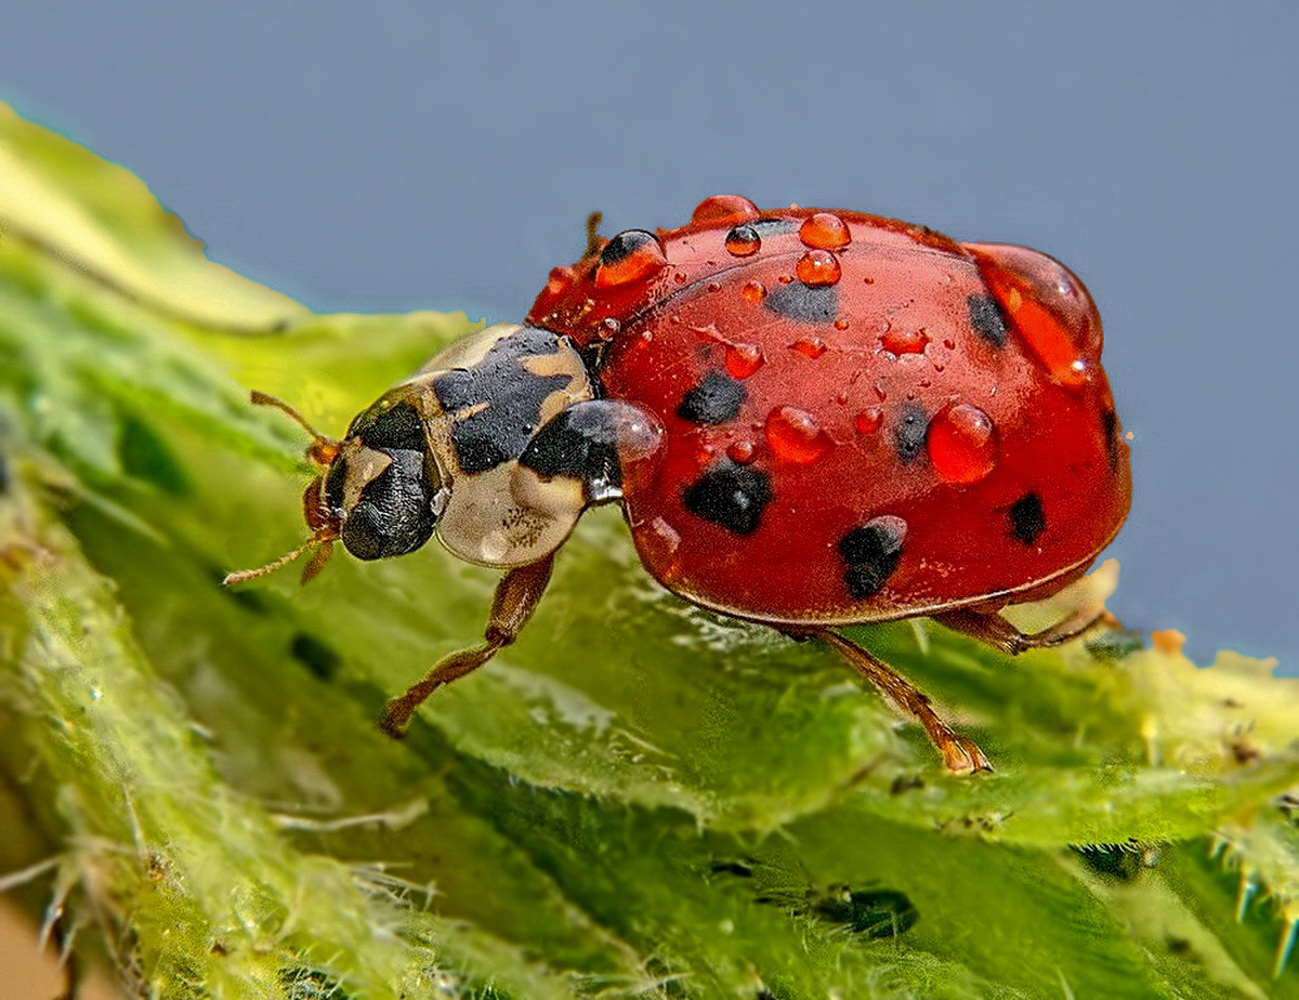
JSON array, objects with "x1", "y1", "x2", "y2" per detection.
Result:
[
  {"x1": 236, "y1": 195, "x2": 1131, "y2": 774},
  {"x1": 527, "y1": 199, "x2": 1130, "y2": 626}
]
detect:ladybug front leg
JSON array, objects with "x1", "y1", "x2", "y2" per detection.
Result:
[
  {"x1": 377, "y1": 555, "x2": 554, "y2": 737},
  {"x1": 932, "y1": 606, "x2": 1105, "y2": 657},
  {"x1": 817, "y1": 630, "x2": 992, "y2": 775}
]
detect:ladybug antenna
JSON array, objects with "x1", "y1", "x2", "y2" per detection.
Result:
[
  {"x1": 250, "y1": 390, "x2": 340, "y2": 466},
  {"x1": 223, "y1": 535, "x2": 336, "y2": 588}
]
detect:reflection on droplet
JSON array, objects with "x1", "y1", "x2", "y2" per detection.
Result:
[
  {"x1": 726, "y1": 343, "x2": 765, "y2": 379},
  {"x1": 791, "y1": 336, "x2": 827, "y2": 359},
  {"x1": 927, "y1": 403, "x2": 998, "y2": 483},
  {"x1": 765, "y1": 405, "x2": 834, "y2": 464},
  {"x1": 799, "y1": 212, "x2": 852, "y2": 250},
  {"x1": 855, "y1": 407, "x2": 884, "y2": 435},
  {"x1": 596, "y1": 230, "x2": 668, "y2": 288},
  {"x1": 692, "y1": 195, "x2": 760, "y2": 226},
  {"x1": 725, "y1": 225, "x2": 761, "y2": 257},
  {"x1": 881, "y1": 327, "x2": 929, "y2": 355},
  {"x1": 796, "y1": 250, "x2": 842, "y2": 286}
]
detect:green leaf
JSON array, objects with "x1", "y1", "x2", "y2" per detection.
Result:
[{"x1": 1, "y1": 99, "x2": 1296, "y2": 998}]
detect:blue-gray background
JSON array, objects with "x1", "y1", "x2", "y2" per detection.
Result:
[{"x1": 2, "y1": 2, "x2": 1295, "y2": 673}]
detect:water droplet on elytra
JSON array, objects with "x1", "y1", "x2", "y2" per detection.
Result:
[
  {"x1": 545, "y1": 266, "x2": 574, "y2": 297},
  {"x1": 796, "y1": 249, "x2": 841, "y2": 286},
  {"x1": 725, "y1": 224, "x2": 762, "y2": 257},
  {"x1": 881, "y1": 327, "x2": 929, "y2": 355},
  {"x1": 855, "y1": 407, "x2": 884, "y2": 435},
  {"x1": 791, "y1": 336, "x2": 827, "y2": 359},
  {"x1": 765, "y1": 406, "x2": 834, "y2": 464},
  {"x1": 834, "y1": 317, "x2": 850, "y2": 331},
  {"x1": 596, "y1": 230, "x2": 668, "y2": 288},
  {"x1": 692, "y1": 195, "x2": 760, "y2": 226},
  {"x1": 927, "y1": 402, "x2": 998, "y2": 483},
  {"x1": 741, "y1": 280, "x2": 766, "y2": 303},
  {"x1": 799, "y1": 212, "x2": 852, "y2": 250},
  {"x1": 726, "y1": 343, "x2": 764, "y2": 379},
  {"x1": 727, "y1": 439, "x2": 756, "y2": 464}
]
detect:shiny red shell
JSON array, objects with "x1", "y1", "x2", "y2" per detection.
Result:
[{"x1": 526, "y1": 198, "x2": 1131, "y2": 625}]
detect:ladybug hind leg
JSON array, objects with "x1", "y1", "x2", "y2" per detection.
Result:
[
  {"x1": 817, "y1": 630, "x2": 992, "y2": 775},
  {"x1": 932, "y1": 605, "x2": 1105, "y2": 657},
  {"x1": 378, "y1": 555, "x2": 555, "y2": 737}
]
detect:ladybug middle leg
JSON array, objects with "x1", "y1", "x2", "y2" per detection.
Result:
[
  {"x1": 815, "y1": 629, "x2": 992, "y2": 775},
  {"x1": 932, "y1": 606, "x2": 1105, "y2": 657},
  {"x1": 378, "y1": 555, "x2": 555, "y2": 737}
]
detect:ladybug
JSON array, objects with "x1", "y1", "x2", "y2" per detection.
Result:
[{"x1": 228, "y1": 196, "x2": 1131, "y2": 773}]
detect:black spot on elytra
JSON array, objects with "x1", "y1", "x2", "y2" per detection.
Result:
[
  {"x1": 1009, "y1": 492, "x2": 1046, "y2": 546},
  {"x1": 340, "y1": 449, "x2": 438, "y2": 560},
  {"x1": 1101, "y1": 408, "x2": 1121, "y2": 471},
  {"x1": 839, "y1": 516, "x2": 906, "y2": 599},
  {"x1": 750, "y1": 218, "x2": 798, "y2": 236},
  {"x1": 892, "y1": 403, "x2": 929, "y2": 463},
  {"x1": 764, "y1": 282, "x2": 838, "y2": 324},
  {"x1": 433, "y1": 327, "x2": 574, "y2": 474},
  {"x1": 519, "y1": 402, "x2": 621, "y2": 498},
  {"x1": 290, "y1": 633, "x2": 341, "y2": 681},
  {"x1": 968, "y1": 293, "x2": 1008, "y2": 347},
  {"x1": 683, "y1": 461, "x2": 772, "y2": 535},
  {"x1": 677, "y1": 371, "x2": 746, "y2": 425},
  {"x1": 351, "y1": 401, "x2": 426, "y2": 452},
  {"x1": 599, "y1": 229, "x2": 658, "y2": 267}
]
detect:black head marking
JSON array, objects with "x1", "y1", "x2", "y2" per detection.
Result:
[
  {"x1": 433, "y1": 327, "x2": 573, "y2": 474},
  {"x1": 599, "y1": 229, "x2": 659, "y2": 267},
  {"x1": 340, "y1": 449, "x2": 438, "y2": 560},
  {"x1": 519, "y1": 403, "x2": 621, "y2": 500},
  {"x1": 839, "y1": 515, "x2": 906, "y2": 599},
  {"x1": 677, "y1": 371, "x2": 746, "y2": 425},
  {"x1": 1009, "y1": 492, "x2": 1046, "y2": 546},
  {"x1": 351, "y1": 401, "x2": 426, "y2": 452},
  {"x1": 893, "y1": 403, "x2": 929, "y2": 464},
  {"x1": 968, "y1": 294, "x2": 1008, "y2": 347},
  {"x1": 764, "y1": 282, "x2": 838, "y2": 324},
  {"x1": 682, "y1": 461, "x2": 772, "y2": 535}
]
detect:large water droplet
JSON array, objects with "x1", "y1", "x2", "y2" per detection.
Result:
[
  {"x1": 790, "y1": 336, "x2": 827, "y2": 359},
  {"x1": 799, "y1": 212, "x2": 852, "y2": 250},
  {"x1": 927, "y1": 402, "x2": 998, "y2": 483},
  {"x1": 596, "y1": 230, "x2": 668, "y2": 288},
  {"x1": 880, "y1": 327, "x2": 929, "y2": 356},
  {"x1": 725, "y1": 225, "x2": 761, "y2": 257},
  {"x1": 692, "y1": 195, "x2": 761, "y2": 226},
  {"x1": 726, "y1": 343, "x2": 765, "y2": 379},
  {"x1": 796, "y1": 249, "x2": 842, "y2": 286},
  {"x1": 765, "y1": 405, "x2": 834, "y2": 464}
]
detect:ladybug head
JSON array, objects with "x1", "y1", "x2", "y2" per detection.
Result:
[{"x1": 224, "y1": 389, "x2": 447, "y2": 587}]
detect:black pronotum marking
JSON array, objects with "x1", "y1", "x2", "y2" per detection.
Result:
[
  {"x1": 764, "y1": 282, "x2": 838, "y2": 324},
  {"x1": 433, "y1": 327, "x2": 574, "y2": 474},
  {"x1": 892, "y1": 403, "x2": 929, "y2": 463},
  {"x1": 519, "y1": 402, "x2": 621, "y2": 498},
  {"x1": 677, "y1": 371, "x2": 746, "y2": 425},
  {"x1": 839, "y1": 516, "x2": 906, "y2": 599},
  {"x1": 599, "y1": 229, "x2": 659, "y2": 267},
  {"x1": 340, "y1": 449, "x2": 438, "y2": 560},
  {"x1": 967, "y1": 293, "x2": 1008, "y2": 347},
  {"x1": 682, "y1": 461, "x2": 772, "y2": 535},
  {"x1": 1009, "y1": 492, "x2": 1046, "y2": 546},
  {"x1": 351, "y1": 401, "x2": 427, "y2": 452}
]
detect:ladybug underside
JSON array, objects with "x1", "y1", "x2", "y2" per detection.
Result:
[{"x1": 527, "y1": 203, "x2": 1131, "y2": 627}]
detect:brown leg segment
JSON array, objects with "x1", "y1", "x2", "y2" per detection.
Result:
[
  {"x1": 378, "y1": 556, "x2": 555, "y2": 737},
  {"x1": 933, "y1": 606, "x2": 1105, "y2": 656},
  {"x1": 817, "y1": 630, "x2": 991, "y2": 774}
]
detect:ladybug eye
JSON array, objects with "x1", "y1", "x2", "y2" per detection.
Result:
[
  {"x1": 340, "y1": 449, "x2": 439, "y2": 560},
  {"x1": 964, "y1": 242, "x2": 1103, "y2": 388}
]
